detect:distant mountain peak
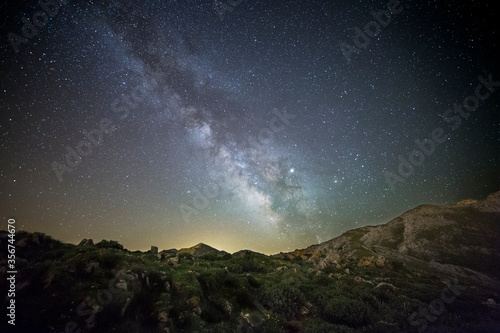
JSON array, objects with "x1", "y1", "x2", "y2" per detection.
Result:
[{"x1": 178, "y1": 242, "x2": 228, "y2": 257}]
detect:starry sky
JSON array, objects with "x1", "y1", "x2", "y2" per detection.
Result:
[{"x1": 0, "y1": 0, "x2": 498, "y2": 254}]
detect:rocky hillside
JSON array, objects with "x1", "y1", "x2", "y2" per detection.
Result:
[
  {"x1": 275, "y1": 191, "x2": 500, "y2": 284},
  {"x1": 1, "y1": 192, "x2": 499, "y2": 333}
]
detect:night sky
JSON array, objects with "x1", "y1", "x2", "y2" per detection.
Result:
[{"x1": 1, "y1": 0, "x2": 498, "y2": 254}]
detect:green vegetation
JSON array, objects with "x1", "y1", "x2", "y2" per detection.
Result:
[
  {"x1": 95, "y1": 239, "x2": 125, "y2": 250},
  {"x1": 2, "y1": 229, "x2": 499, "y2": 333}
]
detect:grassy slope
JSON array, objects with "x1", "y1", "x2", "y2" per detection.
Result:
[{"x1": 1, "y1": 230, "x2": 499, "y2": 333}]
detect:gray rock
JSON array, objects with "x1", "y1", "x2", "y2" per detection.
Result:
[
  {"x1": 168, "y1": 257, "x2": 179, "y2": 266},
  {"x1": 85, "y1": 262, "x2": 99, "y2": 274},
  {"x1": 158, "y1": 311, "x2": 169, "y2": 323},
  {"x1": 115, "y1": 279, "x2": 128, "y2": 291},
  {"x1": 78, "y1": 239, "x2": 94, "y2": 246},
  {"x1": 223, "y1": 300, "x2": 232, "y2": 315}
]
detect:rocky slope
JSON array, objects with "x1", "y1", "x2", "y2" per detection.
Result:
[
  {"x1": 1, "y1": 192, "x2": 499, "y2": 333},
  {"x1": 275, "y1": 191, "x2": 500, "y2": 284}
]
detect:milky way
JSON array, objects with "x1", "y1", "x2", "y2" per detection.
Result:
[{"x1": 0, "y1": 0, "x2": 498, "y2": 253}]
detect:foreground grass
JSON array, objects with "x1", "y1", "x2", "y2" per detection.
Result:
[{"x1": 1, "y1": 231, "x2": 499, "y2": 333}]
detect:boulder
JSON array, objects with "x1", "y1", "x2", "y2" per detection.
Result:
[
  {"x1": 223, "y1": 300, "x2": 232, "y2": 314},
  {"x1": 115, "y1": 279, "x2": 128, "y2": 291},
  {"x1": 186, "y1": 296, "x2": 201, "y2": 315},
  {"x1": 300, "y1": 301, "x2": 313, "y2": 316},
  {"x1": 375, "y1": 256, "x2": 386, "y2": 268},
  {"x1": 85, "y1": 262, "x2": 99, "y2": 274},
  {"x1": 79, "y1": 239, "x2": 94, "y2": 246},
  {"x1": 168, "y1": 257, "x2": 179, "y2": 266},
  {"x1": 354, "y1": 276, "x2": 365, "y2": 283},
  {"x1": 158, "y1": 311, "x2": 169, "y2": 323},
  {"x1": 358, "y1": 256, "x2": 375, "y2": 267}
]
